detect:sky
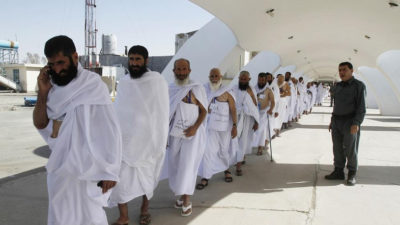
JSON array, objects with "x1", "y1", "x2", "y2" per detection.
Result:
[{"x1": 1, "y1": 0, "x2": 214, "y2": 61}]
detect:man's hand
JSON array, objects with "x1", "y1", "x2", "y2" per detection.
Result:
[
  {"x1": 184, "y1": 125, "x2": 198, "y2": 137},
  {"x1": 38, "y1": 66, "x2": 53, "y2": 95},
  {"x1": 231, "y1": 126, "x2": 237, "y2": 138},
  {"x1": 101, "y1": 180, "x2": 117, "y2": 194},
  {"x1": 274, "y1": 112, "x2": 279, "y2": 118},
  {"x1": 328, "y1": 123, "x2": 332, "y2": 132},
  {"x1": 267, "y1": 109, "x2": 273, "y2": 115},
  {"x1": 350, "y1": 125, "x2": 359, "y2": 134},
  {"x1": 253, "y1": 122, "x2": 258, "y2": 131}
]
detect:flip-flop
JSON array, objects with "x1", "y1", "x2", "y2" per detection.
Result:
[
  {"x1": 236, "y1": 169, "x2": 243, "y2": 176},
  {"x1": 195, "y1": 178, "x2": 208, "y2": 190},
  {"x1": 224, "y1": 171, "x2": 233, "y2": 182},
  {"x1": 181, "y1": 203, "x2": 192, "y2": 217},
  {"x1": 174, "y1": 199, "x2": 183, "y2": 209}
]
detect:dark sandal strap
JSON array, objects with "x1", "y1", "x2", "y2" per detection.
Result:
[{"x1": 139, "y1": 214, "x2": 151, "y2": 225}]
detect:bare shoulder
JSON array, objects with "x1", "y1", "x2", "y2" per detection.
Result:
[
  {"x1": 181, "y1": 90, "x2": 198, "y2": 104},
  {"x1": 216, "y1": 92, "x2": 230, "y2": 102}
]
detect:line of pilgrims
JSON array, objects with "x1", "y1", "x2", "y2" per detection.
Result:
[
  {"x1": 38, "y1": 41, "x2": 329, "y2": 225},
  {"x1": 108, "y1": 55, "x2": 329, "y2": 223}
]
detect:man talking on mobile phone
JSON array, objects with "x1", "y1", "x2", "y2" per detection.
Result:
[{"x1": 33, "y1": 35, "x2": 122, "y2": 225}]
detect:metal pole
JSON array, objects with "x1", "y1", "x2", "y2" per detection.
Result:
[{"x1": 267, "y1": 114, "x2": 273, "y2": 162}]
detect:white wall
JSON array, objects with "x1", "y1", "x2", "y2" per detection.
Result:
[
  {"x1": 26, "y1": 70, "x2": 39, "y2": 92},
  {"x1": 358, "y1": 66, "x2": 400, "y2": 116},
  {"x1": 218, "y1": 45, "x2": 245, "y2": 80},
  {"x1": 162, "y1": 18, "x2": 238, "y2": 85},
  {"x1": 377, "y1": 50, "x2": 400, "y2": 104},
  {"x1": 229, "y1": 51, "x2": 281, "y2": 87},
  {"x1": 355, "y1": 74, "x2": 379, "y2": 109}
]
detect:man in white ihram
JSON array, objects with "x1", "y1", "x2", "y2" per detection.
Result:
[
  {"x1": 109, "y1": 46, "x2": 169, "y2": 225},
  {"x1": 253, "y1": 72, "x2": 275, "y2": 156},
  {"x1": 232, "y1": 71, "x2": 259, "y2": 176},
  {"x1": 163, "y1": 58, "x2": 207, "y2": 216},
  {"x1": 33, "y1": 35, "x2": 122, "y2": 225},
  {"x1": 196, "y1": 68, "x2": 238, "y2": 190}
]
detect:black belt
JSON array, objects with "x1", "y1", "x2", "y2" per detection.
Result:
[{"x1": 332, "y1": 113, "x2": 355, "y2": 120}]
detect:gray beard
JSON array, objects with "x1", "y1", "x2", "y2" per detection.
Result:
[
  {"x1": 210, "y1": 80, "x2": 222, "y2": 91},
  {"x1": 175, "y1": 77, "x2": 190, "y2": 86}
]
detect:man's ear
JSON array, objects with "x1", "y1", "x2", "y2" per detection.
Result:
[
  {"x1": 72, "y1": 52, "x2": 79, "y2": 64},
  {"x1": 145, "y1": 58, "x2": 149, "y2": 65}
]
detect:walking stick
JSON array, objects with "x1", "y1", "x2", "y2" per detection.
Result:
[{"x1": 267, "y1": 114, "x2": 274, "y2": 162}]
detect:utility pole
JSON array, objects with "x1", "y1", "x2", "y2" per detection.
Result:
[{"x1": 84, "y1": 0, "x2": 97, "y2": 68}]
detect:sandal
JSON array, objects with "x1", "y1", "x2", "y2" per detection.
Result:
[
  {"x1": 195, "y1": 178, "x2": 208, "y2": 190},
  {"x1": 224, "y1": 171, "x2": 233, "y2": 183},
  {"x1": 174, "y1": 199, "x2": 183, "y2": 209},
  {"x1": 181, "y1": 203, "x2": 192, "y2": 217},
  {"x1": 236, "y1": 169, "x2": 243, "y2": 176},
  {"x1": 139, "y1": 214, "x2": 151, "y2": 225}
]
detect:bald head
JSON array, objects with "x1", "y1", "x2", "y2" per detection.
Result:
[{"x1": 238, "y1": 70, "x2": 251, "y2": 90}]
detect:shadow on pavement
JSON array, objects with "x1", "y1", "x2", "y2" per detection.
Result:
[{"x1": 33, "y1": 145, "x2": 51, "y2": 159}]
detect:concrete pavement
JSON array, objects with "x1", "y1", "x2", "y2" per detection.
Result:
[{"x1": 1, "y1": 101, "x2": 399, "y2": 225}]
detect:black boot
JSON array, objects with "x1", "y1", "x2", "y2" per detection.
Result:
[
  {"x1": 325, "y1": 167, "x2": 345, "y2": 180},
  {"x1": 346, "y1": 170, "x2": 356, "y2": 186}
]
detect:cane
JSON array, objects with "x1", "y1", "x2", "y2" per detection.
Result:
[{"x1": 267, "y1": 114, "x2": 274, "y2": 162}]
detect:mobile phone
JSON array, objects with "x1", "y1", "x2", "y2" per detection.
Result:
[{"x1": 47, "y1": 68, "x2": 55, "y2": 78}]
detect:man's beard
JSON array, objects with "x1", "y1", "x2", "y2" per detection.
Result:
[
  {"x1": 238, "y1": 82, "x2": 249, "y2": 91},
  {"x1": 129, "y1": 64, "x2": 147, "y2": 79},
  {"x1": 174, "y1": 75, "x2": 190, "y2": 86},
  {"x1": 210, "y1": 79, "x2": 222, "y2": 91},
  {"x1": 285, "y1": 77, "x2": 290, "y2": 82},
  {"x1": 258, "y1": 83, "x2": 266, "y2": 90},
  {"x1": 49, "y1": 56, "x2": 78, "y2": 86},
  {"x1": 267, "y1": 80, "x2": 272, "y2": 85}
]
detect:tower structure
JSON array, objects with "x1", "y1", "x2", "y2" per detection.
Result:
[{"x1": 84, "y1": 0, "x2": 98, "y2": 68}]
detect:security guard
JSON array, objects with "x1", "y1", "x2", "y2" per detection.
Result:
[{"x1": 325, "y1": 62, "x2": 366, "y2": 186}]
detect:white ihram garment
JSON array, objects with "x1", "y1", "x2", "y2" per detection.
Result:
[
  {"x1": 161, "y1": 81, "x2": 207, "y2": 196},
  {"x1": 38, "y1": 64, "x2": 122, "y2": 225},
  {"x1": 109, "y1": 71, "x2": 169, "y2": 206},
  {"x1": 252, "y1": 85, "x2": 274, "y2": 147},
  {"x1": 198, "y1": 83, "x2": 238, "y2": 179},
  {"x1": 233, "y1": 85, "x2": 259, "y2": 161}
]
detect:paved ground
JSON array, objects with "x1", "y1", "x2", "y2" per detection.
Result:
[
  {"x1": 0, "y1": 98, "x2": 399, "y2": 225},
  {"x1": 0, "y1": 94, "x2": 47, "y2": 179}
]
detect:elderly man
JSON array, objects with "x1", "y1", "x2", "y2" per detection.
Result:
[
  {"x1": 197, "y1": 68, "x2": 238, "y2": 190},
  {"x1": 33, "y1": 35, "x2": 122, "y2": 225},
  {"x1": 297, "y1": 77, "x2": 307, "y2": 116},
  {"x1": 326, "y1": 62, "x2": 366, "y2": 186},
  {"x1": 233, "y1": 71, "x2": 259, "y2": 176},
  {"x1": 274, "y1": 74, "x2": 290, "y2": 136},
  {"x1": 109, "y1": 45, "x2": 169, "y2": 225},
  {"x1": 284, "y1": 72, "x2": 294, "y2": 128},
  {"x1": 163, "y1": 58, "x2": 207, "y2": 216},
  {"x1": 265, "y1": 73, "x2": 280, "y2": 138},
  {"x1": 253, "y1": 73, "x2": 275, "y2": 155}
]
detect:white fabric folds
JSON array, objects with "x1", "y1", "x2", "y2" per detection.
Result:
[
  {"x1": 109, "y1": 72, "x2": 169, "y2": 205},
  {"x1": 38, "y1": 64, "x2": 122, "y2": 225},
  {"x1": 161, "y1": 80, "x2": 208, "y2": 196}
]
